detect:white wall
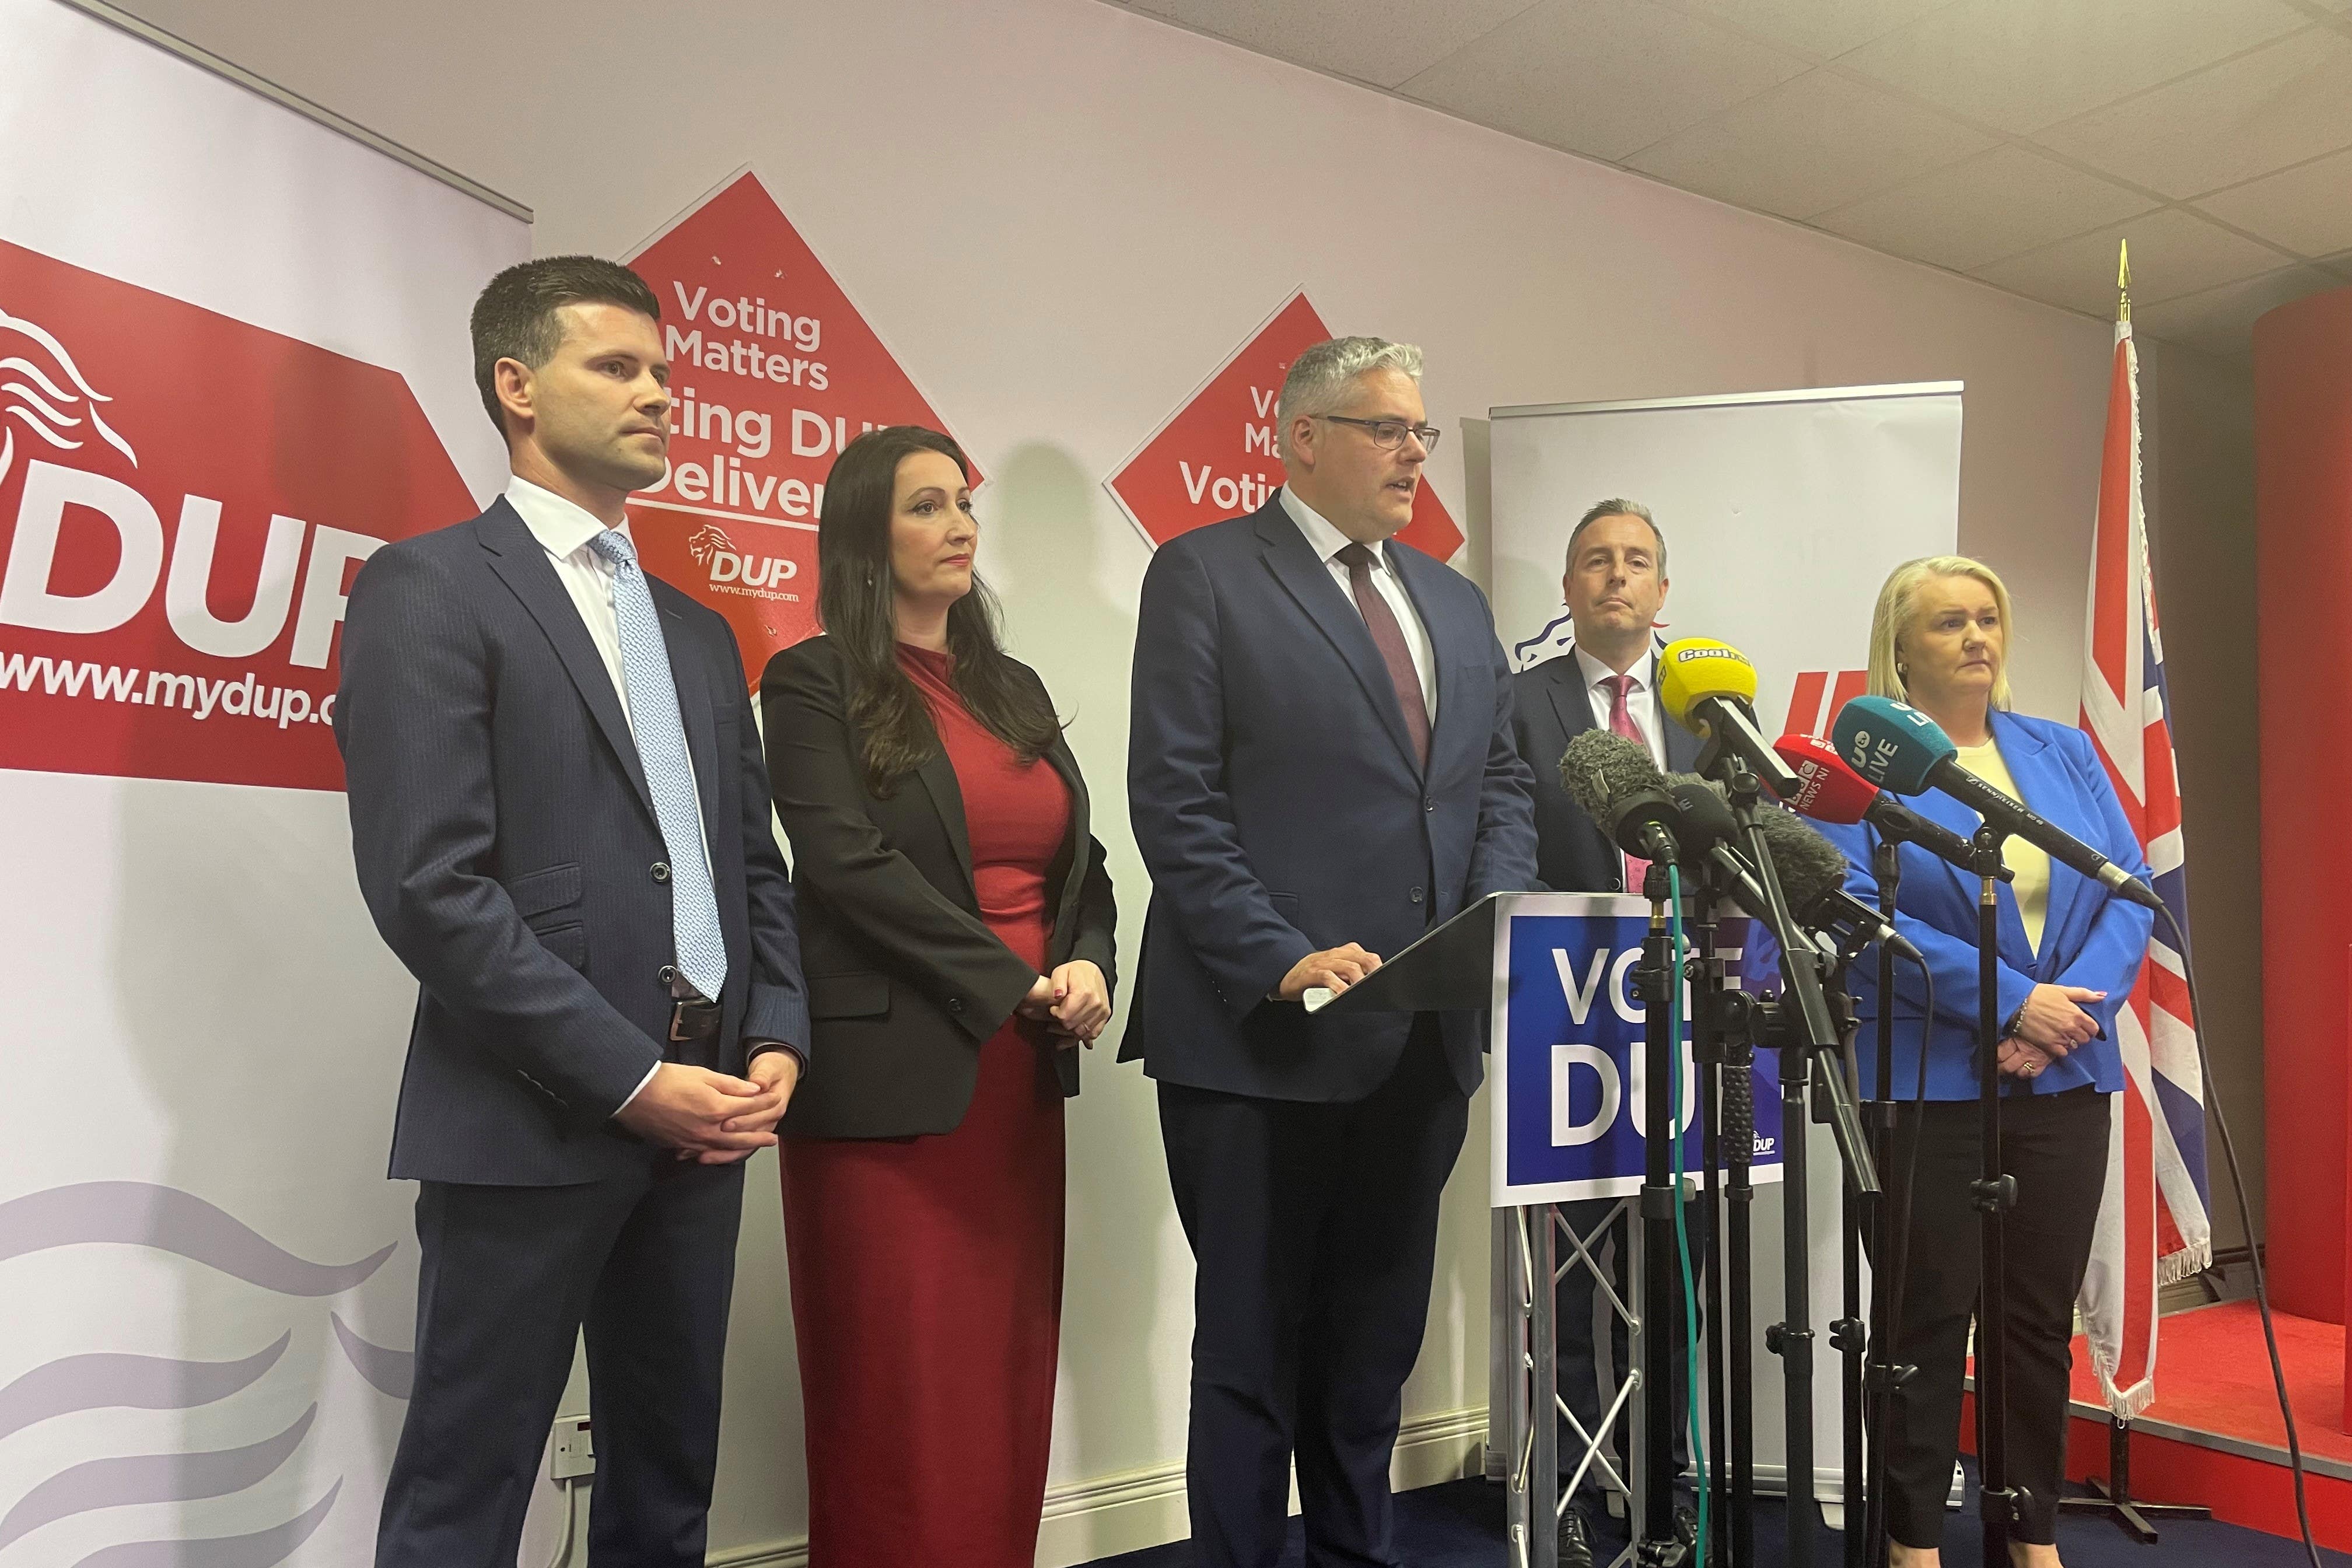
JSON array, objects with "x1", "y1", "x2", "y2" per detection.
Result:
[{"x1": 101, "y1": 0, "x2": 2118, "y2": 1558}]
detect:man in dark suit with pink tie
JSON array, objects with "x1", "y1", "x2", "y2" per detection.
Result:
[
  {"x1": 1126, "y1": 336, "x2": 1537, "y2": 1567},
  {"x1": 1507, "y1": 499, "x2": 1703, "y2": 1566}
]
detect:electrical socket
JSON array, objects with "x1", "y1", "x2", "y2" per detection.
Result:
[{"x1": 550, "y1": 1414, "x2": 594, "y2": 1481}]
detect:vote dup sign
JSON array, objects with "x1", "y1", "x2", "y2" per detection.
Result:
[{"x1": 1489, "y1": 894, "x2": 1784, "y2": 1206}]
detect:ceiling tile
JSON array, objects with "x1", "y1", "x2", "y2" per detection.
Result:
[
  {"x1": 2033, "y1": 28, "x2": 2352, "y2": 199},
  {"x1": 1657, "y1": 0, "x2": 1948, "y2": 61},
  {"x1": 1623, "y1": 68, "x2": 1994, "y2": 220},
  {"x1": 1811, "y1": 143, "x2": 2156, "y2": 271},
  {"x1": 1126, "y1": 0, "x2": 1540, "y2": 89},
  {"x1": 1395, "y1": 0, "x2": 1808, "y2": 162},
  {"x1": 2193, "y1": 146, "x2": 2352, "y2": 258},
  {"x1": 1974, "y1": 207, "x2": 2289, "y2": 314},
  {"x1": 1839, "y1": 0, "x2": 2309, "y2": 136},
  {"x1": 2132, "y1": 263, "x2": 2345, "y2": 359}
]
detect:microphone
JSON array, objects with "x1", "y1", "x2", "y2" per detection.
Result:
[
  {"x1": 1656, "y1": 638, "x2": 1807, "y2": 799},
  {"x1": 1559, "y1": 729, "x2": 1685, "y2": 867},
  {"x1": 1747, "y1": 798, "x2": 1921, "y2": 962},
  {"x1": 1772, "y1": 732, "x2": 1993, "y2": 877},
  {"x1": 1667, "y1": 772, "x2": 1918, "y2": 961},
  {"x1": 1831, "y1": 695, "x2": 2162, "y2": 911}
]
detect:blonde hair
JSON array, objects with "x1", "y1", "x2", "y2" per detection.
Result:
[{"x1": 1867, "y1": 555, "x2": 2015, "y2": 710}]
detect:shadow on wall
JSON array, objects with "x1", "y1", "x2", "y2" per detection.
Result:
[
  {"x1": 980, "y1": 439, "x2": 1172, "y2": 1486},
  {"x1": 55, "y1": 780, "x2": 422, "y2": 1563}
]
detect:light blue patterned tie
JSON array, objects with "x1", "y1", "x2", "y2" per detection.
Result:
[{"x1": 587, "y1": 528, "x2": 728, "y2": 1001}]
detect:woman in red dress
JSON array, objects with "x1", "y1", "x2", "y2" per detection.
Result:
[{"x1": 760, "y1": 426, "x2": 1116, "y2": 1566}]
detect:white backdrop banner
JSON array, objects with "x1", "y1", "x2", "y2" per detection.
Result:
[
  {"x1": 1485, "y1": 382, "x2": 1961, "y2": 1504},
  {"x1": 0, "y1": 2, "x2": 527, "y2": 1562}
]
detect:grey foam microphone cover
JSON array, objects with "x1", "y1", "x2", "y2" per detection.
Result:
[
  {"x1": 1746, "y1": 803, "x2": 1853, "y2": 912},
  {"x1": 1664, "y1": 774, "x2": 1740, "y2": 852},
  {"x1": 1558, "y1": 729, "x2": 1666, "y2": 823}
]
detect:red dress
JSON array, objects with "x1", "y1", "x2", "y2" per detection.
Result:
[{"x1": 779, "y1": 643, "x2": 1071, "y2": 1567}]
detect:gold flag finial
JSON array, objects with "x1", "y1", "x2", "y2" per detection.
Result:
[{"x1": 2118, "y1": 239, "x2": 2132, "y2": 324}]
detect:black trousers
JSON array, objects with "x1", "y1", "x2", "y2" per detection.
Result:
[
  {"x1": 1159, "y1": 1015, "x2": 1469, "y2": 1568},
  {"x1": 1555, "y1": 1194, "x2": 1706, "y2": 1506},
  {"x1": 1884, "y1": 1087, "x2": 2109, "y2": 1548},
  {"x1": 375, "y1": 1153, "x2": 745, "y2": 1568}
]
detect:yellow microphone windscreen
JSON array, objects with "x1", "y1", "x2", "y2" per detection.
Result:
[{"x1": 1656, "y1": 638, "x2": 1757, "y2": 729}]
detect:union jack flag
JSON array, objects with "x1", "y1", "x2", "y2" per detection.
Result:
[{"x1": 2076, "y1": 302, "x2": 2214, "y2": 1420}]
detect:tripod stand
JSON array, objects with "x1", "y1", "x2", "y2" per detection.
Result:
[{"x1": 1705, "y1": 761, "x2": 1882, "y2": 1568}]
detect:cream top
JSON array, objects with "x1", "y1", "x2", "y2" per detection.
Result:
[{"x1": 1956, "y1": 736, "x2": 2050, "y2": 954}]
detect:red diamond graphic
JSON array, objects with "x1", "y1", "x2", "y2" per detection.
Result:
[
  {"x1": 1105, "y1": 290, "x2": 1463, "y2": 561},
  {"x1": 626, "y1": 171, "x2": 974, "y2": 683}
]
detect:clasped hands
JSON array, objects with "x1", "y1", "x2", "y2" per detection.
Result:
[
  {"x1": 615, "y1": 1049, "x2": 802, "y2": 1164},
  {"x1": 1996, "y1": 982, "x2": 2106, "y2": 1082},
  {"x1": 1019, "y1": 960, "x2": 1113, "y2": 1048}
]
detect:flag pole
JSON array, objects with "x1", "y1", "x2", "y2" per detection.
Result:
[{"x1": 2057, "y1": 228, "x2": 2216, "y2": 1544}]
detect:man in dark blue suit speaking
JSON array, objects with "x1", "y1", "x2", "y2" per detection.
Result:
[
  {"x1": 335, "y1": 257, "x2": 808, "y2": 1567},
  {"x1": 1126, "y1": 337, "x2": 1536, "y2": 1567}
]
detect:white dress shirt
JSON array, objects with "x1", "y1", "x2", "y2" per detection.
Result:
[
  {"x1": 1279, "y1": 486, "x2": 1438, "y2": 724},
  {"x1": 503, "y1": 474, "x2": 718, "y2": 1112},
  {"x1": 1574, "y1": 645, "x2": 1664, "y2": 769}
]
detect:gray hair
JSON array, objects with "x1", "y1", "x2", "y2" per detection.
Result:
[
  {"x1": 1566, "y1": 498, "x2": 1667, "y2": 573},
  {"x1": 1276, "y1": 336, "x2": 1424, "y2": 461}
]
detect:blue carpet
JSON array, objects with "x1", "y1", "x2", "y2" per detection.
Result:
[{"x1": 1084, "y1": 1466, "x2": 2352, "y2": 1565}]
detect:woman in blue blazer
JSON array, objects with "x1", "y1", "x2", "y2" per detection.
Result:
[{"x1": 1818, "y1": 556, "x2": 2151, "y2": 1568}]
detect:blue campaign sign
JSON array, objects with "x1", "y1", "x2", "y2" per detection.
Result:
[{"x1": 1489, "y1": 893, "x2": 1786, "y2": 1206}]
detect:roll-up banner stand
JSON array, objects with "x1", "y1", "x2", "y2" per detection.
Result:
[{"x1": 1, "y1": 1, "x2": 531, "y2": 1560}]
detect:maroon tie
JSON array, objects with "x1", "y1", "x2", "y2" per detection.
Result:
[
  {"x1": 1603, "y1": 673, "x2": 1650, "y2": 892},
  {"x1": 1336, "y1": 543, "x2": 1430, "y2": 768}
]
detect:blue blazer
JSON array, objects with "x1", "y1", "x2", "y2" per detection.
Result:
[
  {"x1": 335, "y1": 498, "x2": 811, "y2": 1185},
  {"x1": 1817, "y1": 709, "x2": 2151, "y2": 1102},
  {"x1": 1122, "y1": 498, "x2": 1539, "y2": 1103}
]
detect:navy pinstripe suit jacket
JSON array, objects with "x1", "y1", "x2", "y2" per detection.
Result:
[{"x1": 335, "y1": 497, "x2": 809, "y2": 1186}]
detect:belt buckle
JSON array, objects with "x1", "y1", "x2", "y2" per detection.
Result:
[{"x1": 668, "y1": 1002, "x2": 695, "y2": 1044}]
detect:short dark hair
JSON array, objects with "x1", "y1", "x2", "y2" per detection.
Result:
[
  {"x1": 1566, "y1": 498, "x2": 1667, "y2": 573},
  {"x1": 470, "y1": 256, "x2": 662, "y2": 436}
]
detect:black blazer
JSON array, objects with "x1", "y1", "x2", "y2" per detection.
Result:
[
  {"x1": 761, "y1": 635, "x2": 1117, "y2": 1138},
  {"x1": 335, "y1": 499, "x2": 810, "y2": 1186},
  {"x1": 1509, "y1": 649, "x2": 1703, "y2": 894}
]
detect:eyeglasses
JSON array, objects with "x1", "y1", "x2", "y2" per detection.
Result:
[{"x1": 1317, "y1": 414, "x2": 1443, "y2": 454}]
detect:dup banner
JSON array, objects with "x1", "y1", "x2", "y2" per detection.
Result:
[
  {"x1": 1489, "y1": 893, "x2": 1783, "y2": 1208},
  {"x1": 0, "y1": 4, "x2": 527, "y2": 1563}
]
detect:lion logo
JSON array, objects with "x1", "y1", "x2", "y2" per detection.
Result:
[
  {"x1": 687, "y1": 524, "x2": 734, "y2": 568},
  {"x1": 0, "y1": 304, "x2": 136, "y2": 494}
]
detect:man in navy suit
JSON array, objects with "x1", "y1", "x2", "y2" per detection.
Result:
[
  {"x1": 1507, "y1": 500, "x2": 1702, "y2": 1566},
  {"x1": 335, "y1": 257, "x2": 808, "y2": 1568},
  {"x1": 1126, "y1": 336, "x2": 1536, "y2": 1567}
]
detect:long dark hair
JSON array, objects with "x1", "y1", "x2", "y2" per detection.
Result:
[{"x1": 816, "y1": 426, "x2": 1061, "y2": 796}]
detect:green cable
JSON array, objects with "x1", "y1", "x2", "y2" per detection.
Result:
[{"x1": 1665, "y1": 865, "x2": 1707, "y2": 1563}]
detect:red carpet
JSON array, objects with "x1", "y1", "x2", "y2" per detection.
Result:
[{"x1": 1970, "y1": 1300, "x2": 2352, "y2": 1548}]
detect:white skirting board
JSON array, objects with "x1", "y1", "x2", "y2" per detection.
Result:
[{"x1": 702, "y1": 1404, "x2": 1491, "y2": 1568}]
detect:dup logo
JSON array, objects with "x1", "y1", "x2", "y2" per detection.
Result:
[
  {"x1": 1492, "y1": 905, "x2": 1784, "y2": 1206},
  {"x1": 0, "y1": 238, "x2": 476, "y2": 790}
]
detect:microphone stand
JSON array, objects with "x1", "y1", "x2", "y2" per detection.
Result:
[
  {"x1": 1860, "y1": 832, "x2": 1913, "y2": 1568},
  {"x1": 1710, "y1": 757, "x2": 1881, "y2": 1568},
  {"x1": 1636, "y1": 860, "x2": 1690, "y2": 1566},
  {"x1": 1684, "y1": 878, "x2": 1741, "y2": 1568},
  {"x1": 1969, "y1": 825, "x2": 2020, "y2": 1568}
]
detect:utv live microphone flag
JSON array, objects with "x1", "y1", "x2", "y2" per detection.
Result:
[{"x1": 2077, "y1": 242, "x2": 2213, "y2": 1423}]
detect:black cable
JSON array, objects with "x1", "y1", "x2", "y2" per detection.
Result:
[{"x1": 2155, "y1": 901, "x2": 2323, "y2": 1568}]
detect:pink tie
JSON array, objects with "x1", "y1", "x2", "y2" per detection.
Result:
[{"x1": 1603, "y1": 673, "x2": 1650, "y2": 893}]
